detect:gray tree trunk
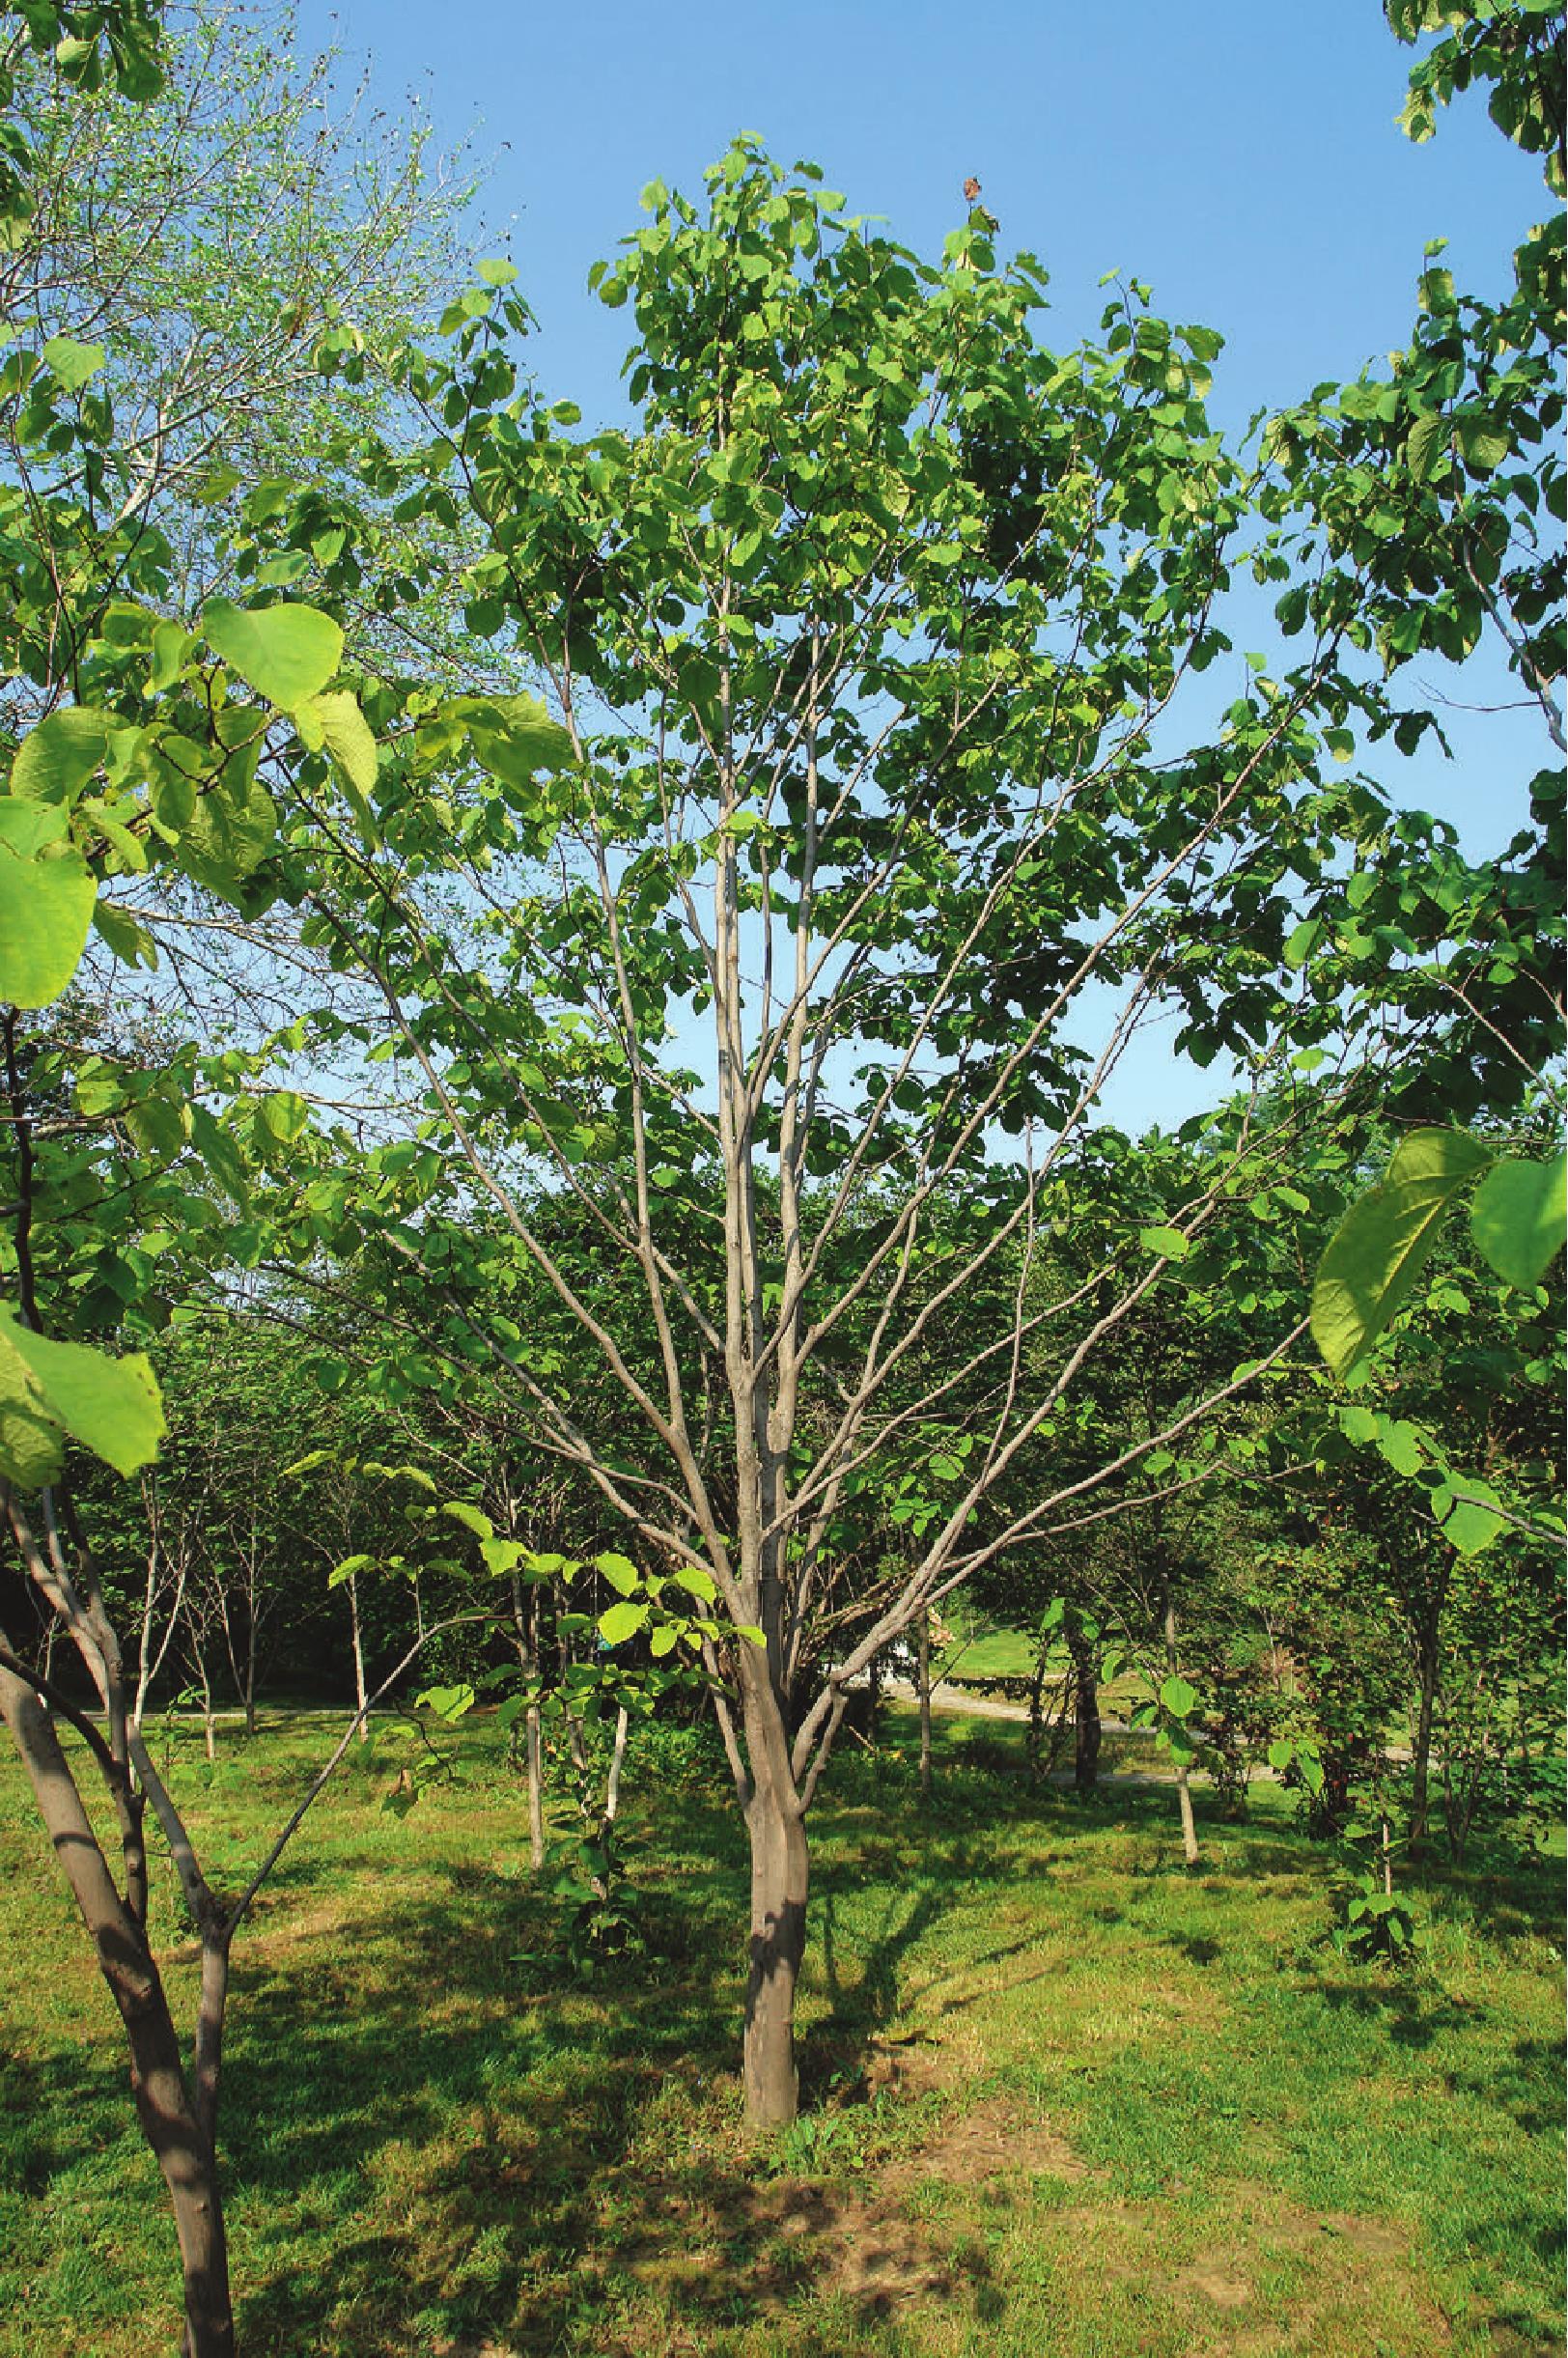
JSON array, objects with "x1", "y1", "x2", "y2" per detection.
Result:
[
  {"x1": 0, "y1": 1667, "x2": 235, "y2": 2357},
  {"x1": 739, "y1": 1647, "x2": 808, "y2": 2130},
  {"x1": 348, "y1": 1576, "x2": 369, "y2": 1745},
  {"x1": 1163, "y1": 1597, "x2": 1199, "y2": 1867},
  {"x1": 1409, "y1": 1565, "x2": 1449, "y2": 1847},
  {"x1": 1073, "y1": 1637, "x2": 1101, "y2": 1795}
]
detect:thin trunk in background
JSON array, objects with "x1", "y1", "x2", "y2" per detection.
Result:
[
  {"x1": 347, "y1": 1576, "x2": 369, "y2": 1745},
  {"x1": 1072, "y1": 1630, "x2": 1102, "y2": 1796},
  {"x1": 1164, "y1": 1596, "x2": 1200, "y2": 1867}
]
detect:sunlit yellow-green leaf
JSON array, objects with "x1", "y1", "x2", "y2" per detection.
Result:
[{"x1": 202, "y1": 599, "x2": 344, "y2": 711}]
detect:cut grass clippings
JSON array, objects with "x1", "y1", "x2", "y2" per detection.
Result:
[{"x1": 0, "y1": 1704, "x2": 1561, "y2": 2356}]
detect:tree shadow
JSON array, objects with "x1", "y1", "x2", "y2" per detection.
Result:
[{"x1": 220, "y1": 1841, "x2": 1007, "y2": 2355}]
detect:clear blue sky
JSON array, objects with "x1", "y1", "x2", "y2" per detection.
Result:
[
  {"x1": 294, "y1": 0, "x2": 1551, "y2": 1132},
  {"x1": 299, "y1": 0, "x2": 1541, "y2": 432}
]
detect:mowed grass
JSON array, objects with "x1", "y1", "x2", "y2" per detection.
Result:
[{"x1": 0, "y1": 1705, "x2": 1561, "y2": 2357}]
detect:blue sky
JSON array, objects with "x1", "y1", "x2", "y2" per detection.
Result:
[
  {"x1": 294, "y1": 1, "x2": 1551, "y2": 1132},
  {"x1": 298, "y1": 0, "x2": 1542, "y2": 433}
]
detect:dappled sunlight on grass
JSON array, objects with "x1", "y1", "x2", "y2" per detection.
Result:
[{"x1": 1, "y1": 1707, "x2": 1561, "y2": 2355}]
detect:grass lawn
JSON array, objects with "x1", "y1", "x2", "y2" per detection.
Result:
[{"x1": 1, "y1": 1704, "x2": 1562, "y2": 2356}]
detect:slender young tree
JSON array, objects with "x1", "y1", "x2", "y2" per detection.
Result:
[{"x1": 284, "y1": 143, "x2": 1490, "y2": 2127}]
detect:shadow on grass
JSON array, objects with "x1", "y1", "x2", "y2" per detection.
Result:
[{"x1": 222, "y1": 1792, "x2": 1014, "y2": 2355}]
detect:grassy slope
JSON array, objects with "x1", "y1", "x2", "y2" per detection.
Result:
[{"x1": 0, "y1": 1707, "x2": 1561, "y2": 2358}]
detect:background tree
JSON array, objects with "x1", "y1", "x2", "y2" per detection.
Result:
[{"x1": 271, "y1": 133, "x2": 1515, "y2": 2128}]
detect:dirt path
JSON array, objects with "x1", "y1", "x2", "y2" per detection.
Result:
[{"x1": 882, "y1": 1675, "x2": 1131, "y2": 1732}]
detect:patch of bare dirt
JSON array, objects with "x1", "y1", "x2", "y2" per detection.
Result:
[
  {"x1": 1177, "y1": 2261, "x2": 1252, "y2": 2309},
  {"x1": 1149, "y1": 2185, "x2": 1454, "y2": 2354},
  {"x1": 882, "y1": 2092, "x2": 1089, "y2": 2192}
]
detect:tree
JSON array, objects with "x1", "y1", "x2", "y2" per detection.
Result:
[
  {"x1": 0, "y1": 10, "x2": 549, "y2": 2345},
  {"x1": 2, "y1": 0, "x2": 478, "y2": 612},
  {"x1": 279, "y1": 137, "x2": 1486, "y2": 2128}
]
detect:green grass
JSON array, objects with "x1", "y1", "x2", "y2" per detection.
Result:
[
  {"x1": 939, "y1": 1626, "x2": 1038, "y2": 1679},
  {"x1": 1, "y1": 1704, "x2": 1562, "y2": 2356}
]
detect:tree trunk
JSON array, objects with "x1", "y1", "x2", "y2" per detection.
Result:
[
  {"x1": 739, "y1": 1652, "x2": 808, "y2": 2130},
  {"x1": 525, "y1": 1706, "x2": 546, "y2": 1872},
  {"x1": 603, "y1": 1703, "x2": 629, "y2": 1829},
  {"x1": 917, "y1": 1612, "x2": 933, "y2": 1798},
  {"x1": 1163, "y1": 1597, "x2": 1199, "y2": 1867},
  {"x1": 0, "y1": 1668, "x2": 236, "y2": 2357},
  {"x1": 242, "y1": 1613, "x2": 257, "y2": 1741},
  {"x1": 194, "y1": 1649, "x2": 216, "y2": 1764},
  {"x1": 589, "y1": 1705, "x2": 631, "y2": 1902},
  {"x1": 1409, "y1": 1569, "x2": 1448, "y2": 1848},
  {"x1": 1173, "y1": 1762, "x2": 1199, "y2": 1866},
  {"x1": 348, "y1": 1576, "x2": 369, "y2": 1744},
  {"x1": 510, "y1": 1574, "x2": 546, "y2": 1872},
  {"x1": 1073, "y1": 1637, "x2": 1101, "y2": 1796}
]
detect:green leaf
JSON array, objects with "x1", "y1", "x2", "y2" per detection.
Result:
[
  {"x1": 0, "y1": 1307, "x2": 163, "y2": 1480},
  {"x1": 599, "y1": 1599, "x2": 650, "y2": 1645},
  {"x1": 1160, "y1": 1674, "x2": 1197, "y2": 1720},
  {"x1": 441, "y1": 1500, "x2": 495, "y2": 1542},
  {"x1": 1385, "y1": 1130, "x2": 1494, "y2": 1189},
  {"x1": 1374, "y1": 1418, "x2": 1427, "y2": 1478},
  {"x1": 259, "y1": 1089, "x2": 309, "y2": 1142},
  {"x1": 594, "y1": 1551, "x2": 640, "y2": 1596},
  {"x1": 1456, "y1": 417, "x2": 1510, "y2": 474},
  {"x1": 476, "y1": 257, "x2": 518, "y2": 286},
  {"x1": 416, "y1": 1682, "x2": 476, "y2": 1722},
  {"x1": 1138, "y1": 1224, "x2": 1190, "y2": 1260},
  {"x1": 461, "y1": 694, "x2": 574, "y2": 787},
  {"x1": 42, "y1": 335, "x2": 106, "y2": 390},
  {"x1": 481, "y1": 1535, "x2": 525, "y2": 1578},
  {"x1": 0, "y1": 801, "x2": 66, "y2": 856},
  {"x1": 311, "y1": 690, "x2": 379, "y2": 838},
  {"x1": 0, "y1": 841, "x2": 97, "y2": 1006},
  {"x1": 202, "y1": 599, "x2": 344, "y2": 712},
  {"x1": 1404, "y1": 412, "x2": 1447, "y2": 482},
  {"x1": 1282, "y1": 918, "x2": 1322, "y2": 970},
  {"x1": 1470, "y1": 1154, "x2": 1565, "y2": 1292},
  {"x1": 1434, "y1": 1478, "x2": 1508, "y2": 1558},
  {"x1": 11, "y1": 709, "x2": 118, "y2": 804},
  {"x1": 189, "y1": 1104, "x2": 250, "y2": 1206},
  {"x1": 123, "y1": 1095, "x2": 187, "y2": 1163},
  {"x1": 1311, "y1": 1131, "x2": 1495, "y2": 1378},
  {"x1": 327, "y1": 1552, "x2": 375, "y2": 1588},
  {"x1": 91, "y1": 902, "x2": 157, "y2": 969}
]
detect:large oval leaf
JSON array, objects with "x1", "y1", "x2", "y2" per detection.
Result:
[
  {"x1": 202, "y1": 599, "x2": 343, "y2": 711},
  {"x1": 0, "y1": 1307, "x2": 164, "y2": 1480},
  {"x1": 10, "y1": 708, "x2": 116, "y2": 803},
  {"x1": 1311, "y1": 1130, "x2": 1494, "y2": 1378},
  {"x1": 1470, "y1": 1154, "x2": 1566, "y2": 1293},
  {"x1": 0, "y1": 842, "x2": 97, "y2": 1007}
]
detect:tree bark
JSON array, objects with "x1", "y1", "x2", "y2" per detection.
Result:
[
  {"x1": 1072, "y1": 1635, "x2": 1101, "y2": 1796},
  {"x1": 242, "y1": 1611, "x2": 257, "y2": 1741},
  {"x1": 1409, "y1": 1565, "x2": 1449, "y2": 1848},
  {"x1": 509, "y1": 1574, "x2": 546, "y2": 1871},
  {"x1": 1173, "y1": 1760, "x2": 1200, "y2": 1866},
  {"x1": 739, "y1": 1651, "x2": 808, "y2": 2130},
  {"x1": 1163, "y1": 1596, "x2": 1199, "y2": 1867},
  {"x1": 917, "y1": 1613, "x2": 933, "y2": 1798},
  {"x1": 0, "y1": 1668, "x2": 235, "y2": 2357},
  {"x1": 348, "y1": 1575, "x2": 369, "y2": 1745},
  {"x1": 525, "y1": 1705, "x2": 546, "y2": 1872}
]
